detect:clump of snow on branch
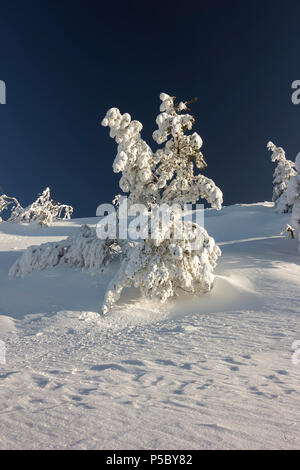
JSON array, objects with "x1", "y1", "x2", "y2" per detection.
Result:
[
  {"x1": 101, "y1": 108, "x2": 156, "y2": 206},
  {"x1": 9, "y1": 224, "x2": 120, "y2": 278},
  {"x1": 286, "y1": 153, "x2": 300, "y2": 250},
  {"x1": 101, "y1": 92, "x2": 223, "y2": 314},
  {"x1": 267, "y1": 141, "x2": 296, "y2": 213},
  {"x1": 9, "y1": 187, "x2": 73, "y2": 226},
  {"x1": 280, "y1": 224, "x2": 295, "y2": 239}
]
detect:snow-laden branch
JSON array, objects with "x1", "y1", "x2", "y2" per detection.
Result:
[
  {"x1": 0, "y1": 194, "x2": 22, "y2": 221},
  {"x1": 9, "y1": 224, "x2": 120, "y2": 278},
  {"x1": 9, "y1": 187, "x2": 73, "y2": 226},
  {"x1": 101, "y1": 108, "x2": 156, "y2": 206}
]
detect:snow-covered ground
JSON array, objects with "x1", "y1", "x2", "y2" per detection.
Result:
[{"x1": 0, "y1": 202, "x2": 299, "y2": 449}]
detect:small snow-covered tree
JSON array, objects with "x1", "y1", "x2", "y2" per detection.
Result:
[
  {"x1": 9, "y1": 187, "x2": 73, "y2": 226},
  {"x1": 101, "y1": 92, "x2": 223, "y2": 313},
  {"x1": 286, "y1": 153, "x2": 300, "y2": 250},
  {"x1": 0, "y1": 194, "x2": 22, "y2": 222},
  {"x1": 267, "y1": 141, "x2": 296, "y2": 213},
  {"x1": 9, "y1": 224, "x2": 120, "y2": 277},
  {"x1": 1, "y1": 187, "x2": 73, "y2": 225}
]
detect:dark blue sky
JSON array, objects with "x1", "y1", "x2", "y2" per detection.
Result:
[{"x1": 1, "y1": 0, "x2": 300, "y2": 217}]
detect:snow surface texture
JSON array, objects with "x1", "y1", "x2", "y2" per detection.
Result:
[{"x1": 0, "y1": 203, "x2": 300, "y2": 449}]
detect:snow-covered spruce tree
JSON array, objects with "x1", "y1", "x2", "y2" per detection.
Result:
[
  {"x1": 9, "y1": 93, "x2": 222, "y2": 315},
  {"x1": 100, "y1": 92, "x2": 223, "y2": 314},
  {"x1": 286, "y1": 153, "x2": 300, "y2": 250},
  {"x1": 267, "y1": 141, "x2": 296, "y2": 213},
  {"x1": 9, "y1": 187, "x2": 73, "y2": 226}
]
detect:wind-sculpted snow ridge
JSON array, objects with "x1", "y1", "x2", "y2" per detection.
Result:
[{"x1": 9, "y1": 224, "x2": 120, "y2": 278}]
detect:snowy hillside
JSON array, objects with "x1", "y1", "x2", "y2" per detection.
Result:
[{"x1": 0, "y1": 202, "x2": 300, "y2": 449}]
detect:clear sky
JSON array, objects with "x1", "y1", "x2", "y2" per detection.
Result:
[{"x1": 1, "y1": 0, "x2": 300, "y2": 216}]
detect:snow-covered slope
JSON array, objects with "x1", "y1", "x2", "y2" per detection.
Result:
[{"x1": 0, "y1": 202, "x2": 299, "y2": 449}]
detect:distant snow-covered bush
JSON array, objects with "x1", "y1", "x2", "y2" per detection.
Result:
[
  {"x1": 0, "y1": 194, "x2": 22, "y2": 222},
  {"x1": 1, "y1": 187, "x2": 73, "y2": 226},
  {"x1": 9, "y1": 224, "x2": 120, "y2": 278},
  {"x1": 9, "y1": 187, "x2": 73, "y2": 226},
  {"x1": 286, "y1": 153, "x2": 300, "y2": 250},
  {"x1": 267, "y1": 141, "x2": 296, "y2": 213}
]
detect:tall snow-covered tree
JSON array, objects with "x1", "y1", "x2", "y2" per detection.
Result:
[
  {"x1": 10, "y1": 93, "x2": 223, "y2": 315},
  {"x1": 286, "y1": 153, "x2": 300, "y2": 250},
  {"x1": 101, "y1": 92, "x2": 223, "y2": 314},
  {"x1": 267, "y1": 141, "x2": 296, "y2": 213}
]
